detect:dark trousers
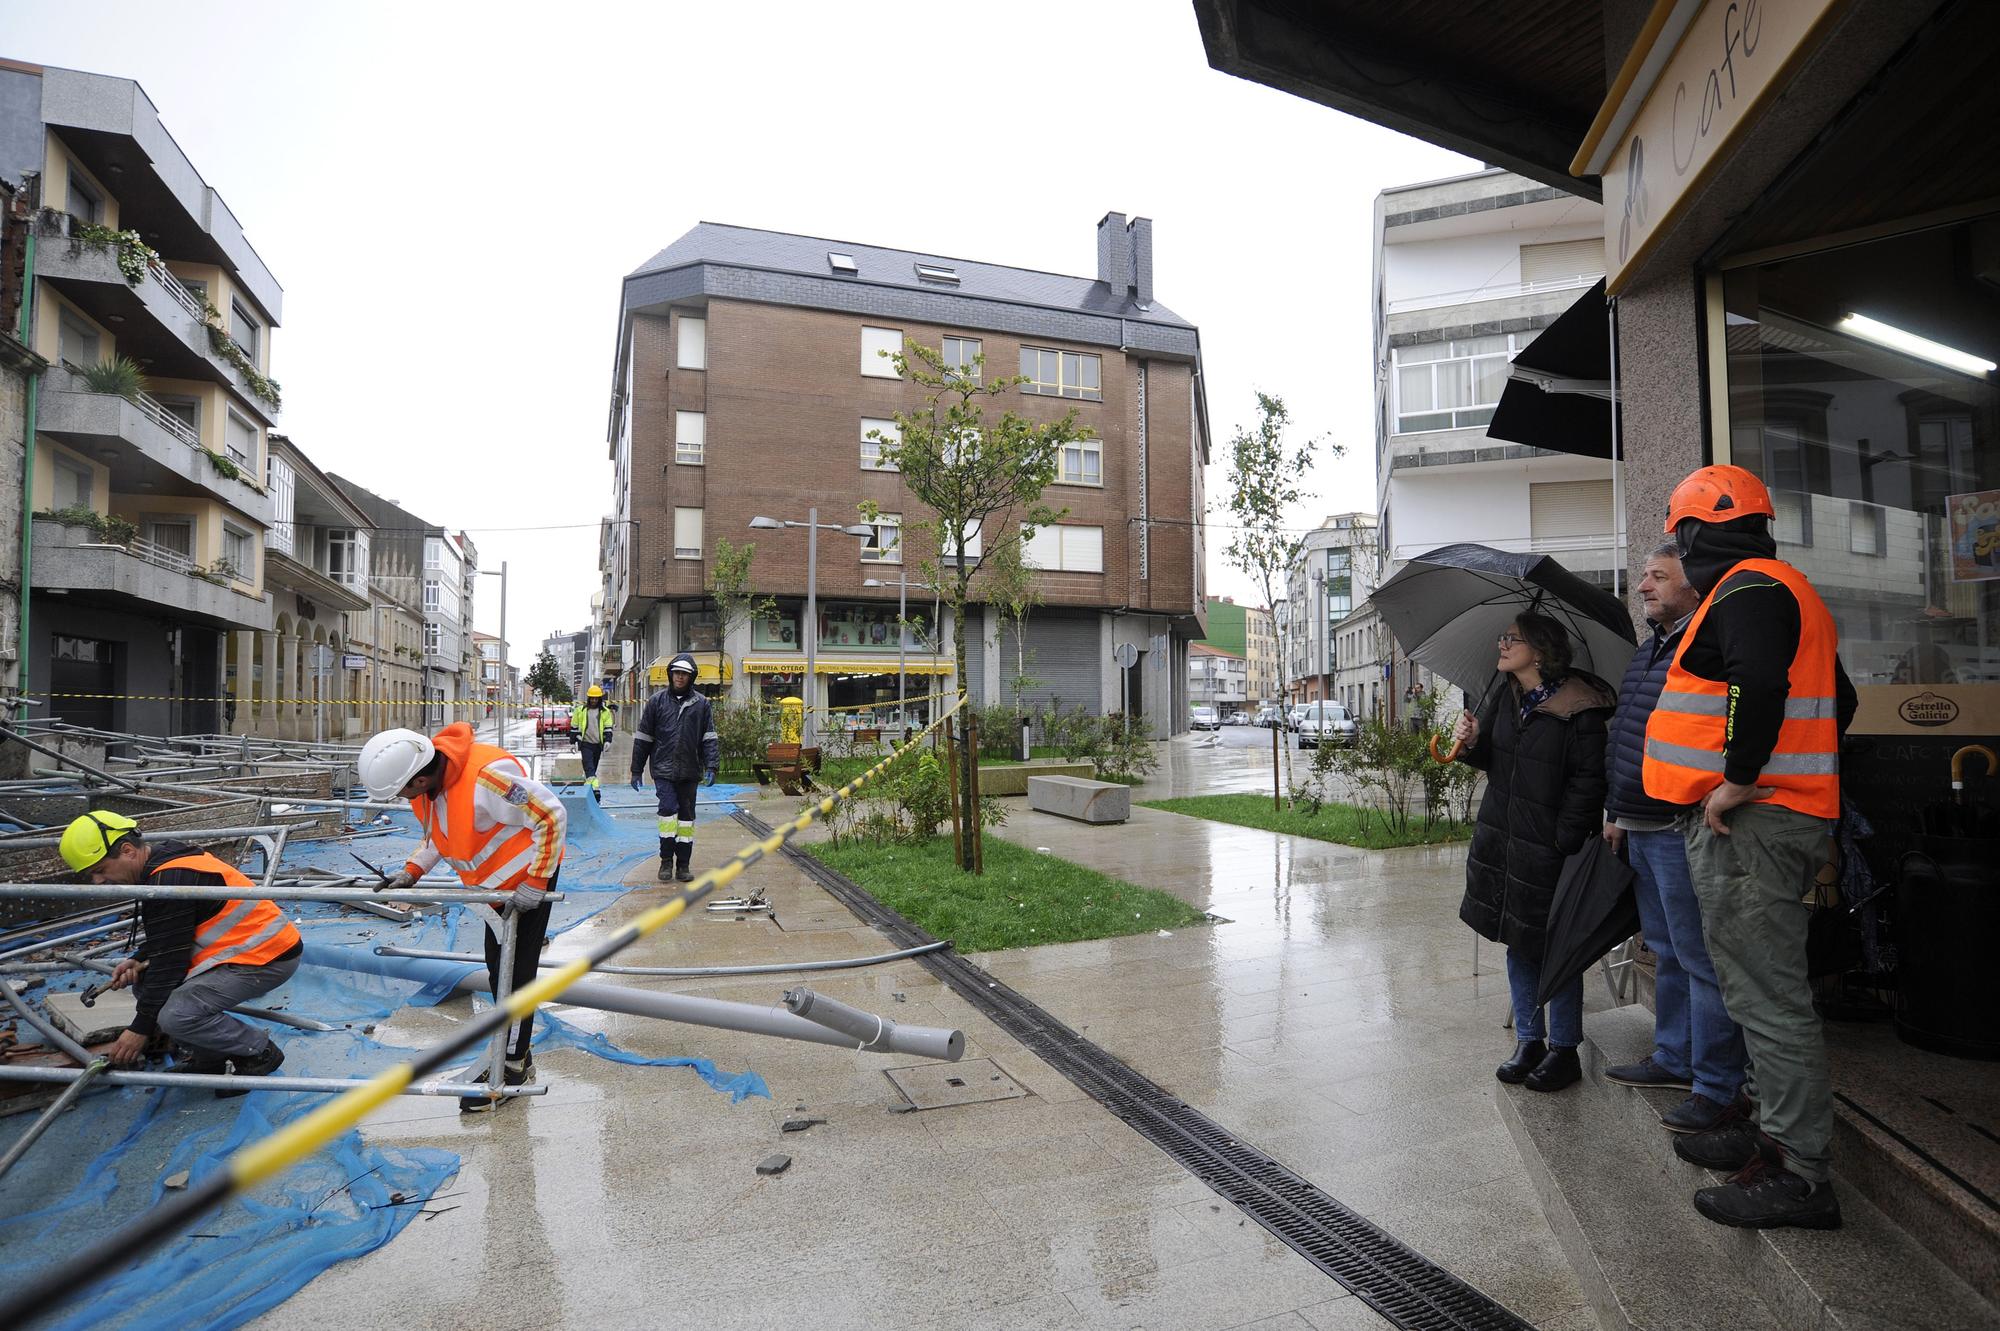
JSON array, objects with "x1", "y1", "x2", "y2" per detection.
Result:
[
  {"x1": 578, "y1": 741, "x2": 603, "y2": 780},
  {"x1": 655, "y1": 776, "x2": 699, "y2": 863},
  {"x1": 482, "y1": 875, "x2": 555, "y2": 1060}
]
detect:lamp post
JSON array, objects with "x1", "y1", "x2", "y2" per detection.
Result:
[
  {"x1": 750, "y1": 508, "x2": 874, "y2": 747},
  {"x1": 477, "y1": 561, "x2": 508, "y2": 744}
]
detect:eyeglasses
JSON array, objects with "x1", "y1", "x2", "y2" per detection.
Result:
[{"x1": 1496, "y1": 633, "x2": 1526, "y2": 647}]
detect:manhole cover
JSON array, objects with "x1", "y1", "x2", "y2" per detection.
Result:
[{"x1": 884, "y1": 1058, "x2": 1027, "y2": 1109}]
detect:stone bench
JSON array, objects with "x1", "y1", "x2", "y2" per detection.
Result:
[
  {"x1": 1027, "y1": 774, "x2": 1130, "y2": 824},
  {"x1": 977, "y1": 761, "x2": 1095, "y2": 796}
]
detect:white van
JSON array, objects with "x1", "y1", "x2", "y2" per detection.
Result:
[{"x1": 1295, "y1": 700, "x2": 1358, "y2": 749}]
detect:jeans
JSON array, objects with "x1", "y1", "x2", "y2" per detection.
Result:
[
  {"x1": 158, "y1": 951, "x2": 300, "y2": 1058},
  {"x1": 481, "y1": 879, "x2": 554, "y2": 1061},
  {"x1": 1506, "y1": 947, "x2": 1582, "y2": 1048},
  {"x1": 1628, "y1": 827, "x2": 1745, "y2": 1103}
]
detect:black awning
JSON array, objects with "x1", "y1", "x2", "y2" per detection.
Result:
[{"x1": 1488, "y1": 278, "x2": 1616, "y2": 460}]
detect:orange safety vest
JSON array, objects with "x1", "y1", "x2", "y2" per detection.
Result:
[
  {"x1": 409, "y1": 725, "x2": 557, "y2": 892},
  {"x1": 1642, "y1": 557, "x2": 1840, "y2": 819},
  {"x1": 151, "y1": 852, "x2": 303, "y2": 978}
]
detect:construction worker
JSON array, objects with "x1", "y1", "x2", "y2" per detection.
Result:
[
  {"x1": 569, "y1": 685, "x2": 615, "y2": 802},
  {"x1": 359, "y1": 722, "x2": 567, "y2": 1110},
  {"x1": 629, "y1": 651, "x2": 717, "y2": 882},
  {"x1": 1643, "y1": 464, "x2": 1856, "y2": 1231},
  {"x1": 58, "y1": 812, "x2": 300, "y2": 1088}
]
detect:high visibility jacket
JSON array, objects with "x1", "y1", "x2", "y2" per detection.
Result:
[
  {"x1": 1643, "y1": 557, "x2": 1840, "y2": 819},
  {"x1": 571, "y1": 701, "x2": 615, "y2": 744},
  {"x1": 150, "y1": 852, "x2": 303, "y2": 978},
  {"x1": 409, "y1": 725, "x2": 565, "y2": 891}
]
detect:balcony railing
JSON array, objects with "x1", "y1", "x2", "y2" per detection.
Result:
[
  {"x1": 133, "y1": 390, "x2": 201, "y2": 448},
  {"x1": 147, "y1": 259, "x2": 207, "y2": 324},
  {"x1": 1386, "y1": 272, "x2": 1601, "y2": 316},
  {"x1": 126, "y1": 535, "x2": 197, "y2": 576}
]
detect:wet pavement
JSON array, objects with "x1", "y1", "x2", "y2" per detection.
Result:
[{"x1": 252, "y1": 737, "x2": 1595, "y2": 1330}]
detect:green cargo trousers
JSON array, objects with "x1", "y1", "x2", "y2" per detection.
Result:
[{"x1": 1684, "y1": 801, "x2": 1835, "y2": 1182}]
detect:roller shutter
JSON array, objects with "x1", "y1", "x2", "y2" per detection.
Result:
[
  {"x1": 1529, "y1": 480, "x2": 1614, "y2": 542},
  {"x1": 961, "y1": 611, "x2": 985, "y2": 705},
  {"x1": 999, "y1": 611, "x2": 1102, "y2": 714},
  {"x1": 1519, "y1": 238, "x2": 1605, "y2": 285}
]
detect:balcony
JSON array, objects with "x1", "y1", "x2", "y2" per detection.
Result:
[
  {"x1": 37, "y1": 378, "x2": 274, "y2": 525},
  {"x1": 1386, "y1": 272, "x2": 1601, "y2": 317},
  {"x1": 30, "y1": 517, "x2": 273, "y2": 631},
  {"x1": 264, "y1": 548, "x2": 368, "y2": 615},
  {"x1": 35, "y1": 221, "x2": 279, "y2": 423}
]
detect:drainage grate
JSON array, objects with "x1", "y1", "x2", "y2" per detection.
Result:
[{"x1": 738, "y1": 812, "x2": 1534, "y2": 1331}]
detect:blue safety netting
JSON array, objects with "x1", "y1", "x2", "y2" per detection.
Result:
[{"x1": 0, "y1": 781, "x2": 764, "y2": 1330}]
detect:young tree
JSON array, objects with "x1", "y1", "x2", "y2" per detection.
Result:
[
  {"x1": 706, "y1": 536, "x2": 774, "y2": 699},
  {"x1": 865, "y1": 338, "x2": 1087, "y2": 870},
  {"x1": 982, "y1": 535, "x2": 1043, "y2": 718},
  {"x1": 526, "y1": 650, "x2": 572, "y2": 704},
  {"x1": 1221, "y1": 392, "x2": 1339, "y2": 798}
]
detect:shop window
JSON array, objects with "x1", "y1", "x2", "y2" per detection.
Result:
[
  {"x1": 861, "y1": 326, "x2": 901, "y2": 378},
  {"x1": 752, "y1": 600, "x2": 805, "y2": 650},
  {"x1": 1020, "y1": 346, "x2": 1102, "y2": 401},
  {"x1": 815, "y1": 602, "x2": 903, "y2": 651},
  {"x1": 860, "y1": 417, "x2": 899, "y2": 471},
  {"x1": 676, "y1": 410, "x2": 705, "y2": 465},
  {"x1": 678, "y1": 602, "x2": 720, "y2": 652},
  {"x1": 677, "y1": 315, "x2": 706, "y2": 370}
]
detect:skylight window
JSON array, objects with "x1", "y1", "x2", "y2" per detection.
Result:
[
  {"x1": 914, "y1": 263, "x2": 959, "y2": 285},
  {"x1": 828, "y1": 252, "x2": 858, "y2": 275}
]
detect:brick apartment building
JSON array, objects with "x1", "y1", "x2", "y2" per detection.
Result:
[{"x1": 601, "y1": 214, "x2": 1209, "y2": 732}]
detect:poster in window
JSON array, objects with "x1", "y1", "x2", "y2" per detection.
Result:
[{"x1": 1946, "y1": 490, "x2": 2000, "y2": 582}]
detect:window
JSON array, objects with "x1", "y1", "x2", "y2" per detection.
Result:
[
  {"x1": 1061, "y1": 437, "x2": 1103, "y2": 486},
  {"x1": 425, "y1": 537, "x2": 443, "y2": 570},
  {"x1": 828, "y1": 252, "x2": 858, "y2": 275},
  {"x1": 424, "y1": 579, "x2": 441, "y2": 612},
  {"x1": 230, "y1": 299, "x2": 260, "y2": 360},
  {"x1": 674, "y1": 507, "x2": 704, "y2": 560},
  {"x1": 947, "y1": 519, "x2": 983, "y2": 564},
  {"x1": 58, "y1": 307, "x2": 100, "y2": 369},
  {"x1": 146, "y1": 519, "x2": 193, "y2": 559},
  {"x1": 66, "y1": 171, "x2": 102, "y2": 224},
  {"x1": 328, "y1": 528, "x2": 370, "y2": 587},
  {"x1": 263, "y1": 456, "x2": 295, "y2": 555},
  {"x1": 1324, "y1": 548, "x2": 1352, "y2": 619},
  {"x1": 52, "y1": 454, "x2": 93, "y2": 509},
  {"x1": 225, "y1": 412, "x2": 257, "y2": 467},
  {"x1": 677, "y1": 316, "x2": 706, "y2": 370},
  {"x1": 915, "y1": 263, "x2": 959, "y2": 285},
  {"x1": 942, "y1": 336, "x2": 982, "y2": 382},
  {"x1": 1021, "y1": 524, "x2": 1104, "y2": 572},
  {"x1": 675, "y1": 410, "x2": 706, "y2": 465},
  {"x1": 859, "y1": 512, "x2": 901, "y2": 563},
  {"x1": 1020, "y1": 346, "x2": 1103, "y2": 401},
  {"x1": 154, "y1": 394, "x2": 199, "y2": 438},
  {"x1": 425, "y1": 622, "x2": 441, "y2": 654},
  {"x1": 222, "y1": 524, "x2": 252, "y2": 578},
  {"x1": 860, "y1": 417, "x2": 900, "y2": 471},
  {"x1": 1392, "y1": 334, "x2": 1521, "y2": 433},
  {"x1": 861, "y1": 326, "x2": 902, "y2": 378}
]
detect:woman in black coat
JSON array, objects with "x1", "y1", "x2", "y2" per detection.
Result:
[{"x1": 1449, "y1": 612, "x2": 1614, "y2": 1092}]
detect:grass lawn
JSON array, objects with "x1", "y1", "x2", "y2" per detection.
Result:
[
  {"x1": 1141, "y1": 793, "x2": 1472, "y2": 850},
  {"x1": 803, "y1": 834, "x2": 1208, "y2": 952}
]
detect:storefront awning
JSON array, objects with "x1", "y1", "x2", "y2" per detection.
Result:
[
  {"x1": 647, "y1": 654, "x2": 731, "y2": 685},
  {"x1": 742, "y1": 657, "x2": 953, "y2": 676},
  {"x1": 1488, "y1": 278, "x2": 1616, "y2": 461}
]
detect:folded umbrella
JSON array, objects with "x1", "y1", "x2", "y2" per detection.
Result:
[{"x1": 1536, "y1": 835, "x2": 1640, "y2": 1010}]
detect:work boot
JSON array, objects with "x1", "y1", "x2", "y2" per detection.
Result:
[
  {"x1": 656, "y1": 838, "x2": 675, "y2": 882},
  {"x1": 674, "y1": 841, "x2": 695, "y2": 883},
  {"x1": 1495, "y1": 1040, "x2": 1546, "y2": 1085},
  {"x1": 1603, "y1": 1055, "x2": 1693, "y2": 1090},
  {"x1": 460, "y1": 1056, "x2": 535, "y2": 1113},
  {"x1": 215, "y1": 1042, "x2": 284, "y2": 1098},
  {"x1": 1694, "y1": 1154, "x2": 1842, "y2": 1230},
  {"x1": 172, "y1": 1044, "x2": 229, "y2": 1076},
  {"x1": 592, "y1": 785, "x2": 602, "y2": 804},
  {"x1": 1673, "y1": 1110, "x2": 1766, "y2": 1172},
  {"x1": 1525, "y1": 1045, "x2": 1582, "y2": 1093}
]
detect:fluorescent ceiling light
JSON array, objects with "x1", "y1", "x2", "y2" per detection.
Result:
[{"x1": 1839, "y1": 313, "x2": 1996, "y2": 376}]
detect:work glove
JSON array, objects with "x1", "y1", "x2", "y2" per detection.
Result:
[
  {"x1": 630, "y1": 771, "x2": 644, "y2": 791},
  {"x1": 703, "y1": 769, "x2": 717, "y2": 787},
  {"x1": 380, "y1": 868, "x2": 418, "y2": 892},
  {"x1": 506, "y1": 883, "x2": 547, "y2": 915}
]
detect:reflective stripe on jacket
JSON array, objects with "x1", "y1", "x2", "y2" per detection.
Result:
[
  {"x1": 411, "y1": 729, "x2": 566, "y2": 892},
  {"x1": 151, "y1": 852, "x2": 303, "y2": 978},
  {"x1": 1643, "y1": 557, "x2": 1840, "y2": 819},
  {"x1": 571, "y1": 701, "x2": 615, "y2": 744}
]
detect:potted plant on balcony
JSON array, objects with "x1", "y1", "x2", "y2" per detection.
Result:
[
  {"x1": 77, "y1": 355, "x2": 148, "y2": 404},
  {"x1": 34, "y1": 507, "x2": 137, "y2": 548}
]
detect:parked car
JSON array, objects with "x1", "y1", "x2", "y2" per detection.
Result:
[
  {"x1": 536, "y1": 705, "x2": 572, "y2": 737},
  {"x1": 1254, "y1": 704, "x2": 1284, "y2": 729},
  {"x1": 1223, "y1": 712, "x2": 1249, "y2": 726},
  {"x1": 1189, "y1": 706, "x2": 1221, "y2": 731},
  {"x1": 1295, "y1": 700, "x2": 1358, "y2": 749}
]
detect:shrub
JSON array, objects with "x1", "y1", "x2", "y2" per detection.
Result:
[
  {"x1": 712, "y1": 700, "x2": 778, "y2": 776},
  {"x1": 78, "y1": 355, "x2": 147, "y2": 402}
]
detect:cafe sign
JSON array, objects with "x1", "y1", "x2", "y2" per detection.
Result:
[{"x1": 1573, "y1": 0, "x2": 1849, "y2": 293}]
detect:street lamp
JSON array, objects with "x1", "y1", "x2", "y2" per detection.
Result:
[
  {"x1": 477, "y1": 561, "x2": 507, "y2": 743},
  {"x1": 749, "y1": 507, "x2": 874, "y2": 747}
]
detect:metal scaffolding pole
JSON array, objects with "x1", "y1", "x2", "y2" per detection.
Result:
[
  {"x1": 0, "y1": 883, "x2": 552, "y2": 908},
  {"x1": 0, "y1": 1058, "x2": 109, "y2": 1184},
  {"x1": 0, "y1": 1064, "x2": 547, "y2": 1098},
  {"x1": 375, "y1": 940, "x2": 951, "y2": 978}
]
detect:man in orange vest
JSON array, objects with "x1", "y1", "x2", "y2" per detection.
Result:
[
  {"x1": 1642, "y1": 465, "x2": 1855, "y2": 1231},
  {"x1": 59, "y1": 812, "x2": 301, "y2": 1088},
  {"x1": 360, "y1": 723, "x2": 567, "y2": 1111}
]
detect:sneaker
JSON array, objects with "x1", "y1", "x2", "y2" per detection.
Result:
[
  {"x1": 1525, "y1": 1045, "x2": 1582, "y2": 1093},
  {"x1": 1694, "y1": 1155, "x2": 1843, "y2": 1230},
  {"x1": 214, "y1": 1043, "x2": 284, "y2": 1098},
  {"x1": 459, "y1": 1057, "x2": 535, "y2": 1114},
  {"x1": 1673, "y1": 1114, "x2": 1765, "y2": 1171},
  {"x1": 1604, "y1": 1056, "x2": 1694, "y2": 1090},
  {"x1": 1661, "y1": 1092, "x2": 1737, "y2": 1135}
]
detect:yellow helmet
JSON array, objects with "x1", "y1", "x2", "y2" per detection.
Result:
[
  {"x1": 586, "y1": 685, "x2": 604, "y2": 699},
  {"x1": 60, "y1": 810, "x2": 139, "y2": 872}
]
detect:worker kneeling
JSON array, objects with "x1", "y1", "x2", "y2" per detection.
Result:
[
  {"x1": 360, "y1": 722, "x2": 566, "y2": 1111},
  {"x1": 59, "y1": 811, "x2": 301, "y2": 1091}
]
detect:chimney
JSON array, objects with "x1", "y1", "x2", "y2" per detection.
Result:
[
  {"x1": 1096, "y1": 211, "x2": 1129, "y2": 293},
  {"x1": 1126, "y1": 216, "x2": 1153, "y2": 309}
]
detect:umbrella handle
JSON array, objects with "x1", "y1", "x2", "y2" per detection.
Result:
[
  {"x1": 1950, "y1": 743, "x2": 1999, "y2": 793},
  {"x1": 1430, "y1": 735, "x2": 1466, "y2": 765}
]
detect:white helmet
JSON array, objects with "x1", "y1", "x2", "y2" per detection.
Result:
[{"x1": 359, "y1": 728, "x2": 435, "y2": 801}]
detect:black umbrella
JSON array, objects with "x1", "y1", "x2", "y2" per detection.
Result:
[
  {"x1": 1370, "y1": 544, "x2": 1638, "y2": 704},
  {"x1": 1537, "y1": 835, "x2": 1640, "y2": 1009}
]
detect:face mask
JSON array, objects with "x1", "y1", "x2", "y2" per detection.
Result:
[{"x1": 1674, "y1": 518, "x2": 1702, "y2": 559}]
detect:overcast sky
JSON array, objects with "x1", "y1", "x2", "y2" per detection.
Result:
[{"x1": 5, "y1": 1, "x2": 1476, "y2": 663}]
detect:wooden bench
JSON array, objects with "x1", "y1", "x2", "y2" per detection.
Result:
[{"x1": 752, "y1": 743, "x2": 823, "y2": 795}]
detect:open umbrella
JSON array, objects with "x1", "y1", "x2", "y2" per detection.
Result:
[
  {"x1": 1371, "y1": 543, "x2": 1638, "y2": 714},
  {"x1": 1536, "y1": 835, "x2": 1640, "y2": 1009}
]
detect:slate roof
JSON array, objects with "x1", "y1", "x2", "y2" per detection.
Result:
[{"x1": 628, "y1": 222, "x2": 1193, "y2": 330}]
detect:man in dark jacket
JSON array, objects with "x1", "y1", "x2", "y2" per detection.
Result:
[
  {"x1": 630, "y1": 651, "x2": 719, "y2": 882},
  {"x1": 1601, "y1": 542, "x2": 1745, "y2": 1134}
]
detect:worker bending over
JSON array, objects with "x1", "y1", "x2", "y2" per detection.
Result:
[
  {"x1": 630, "y1": 652, "x2": 718, "y2": 882},
  {"x1": 360, "y1": 722, "x2": 566, "y2": 1110},
  {"x1": 570, "y1": 684, "x2": 615, "y2": 802},
  {"x1": 59, "y1": 811, "x2": 300, "y2": 1089}
]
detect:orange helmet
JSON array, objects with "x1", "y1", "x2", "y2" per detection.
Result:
[{"x1": 1663, "y1": 465, "x2": 1775, "y2": 533}]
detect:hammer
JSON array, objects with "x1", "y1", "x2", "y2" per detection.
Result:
[{"x1": 80, "y1": 961, "x2": 144, "y2": 1007}]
